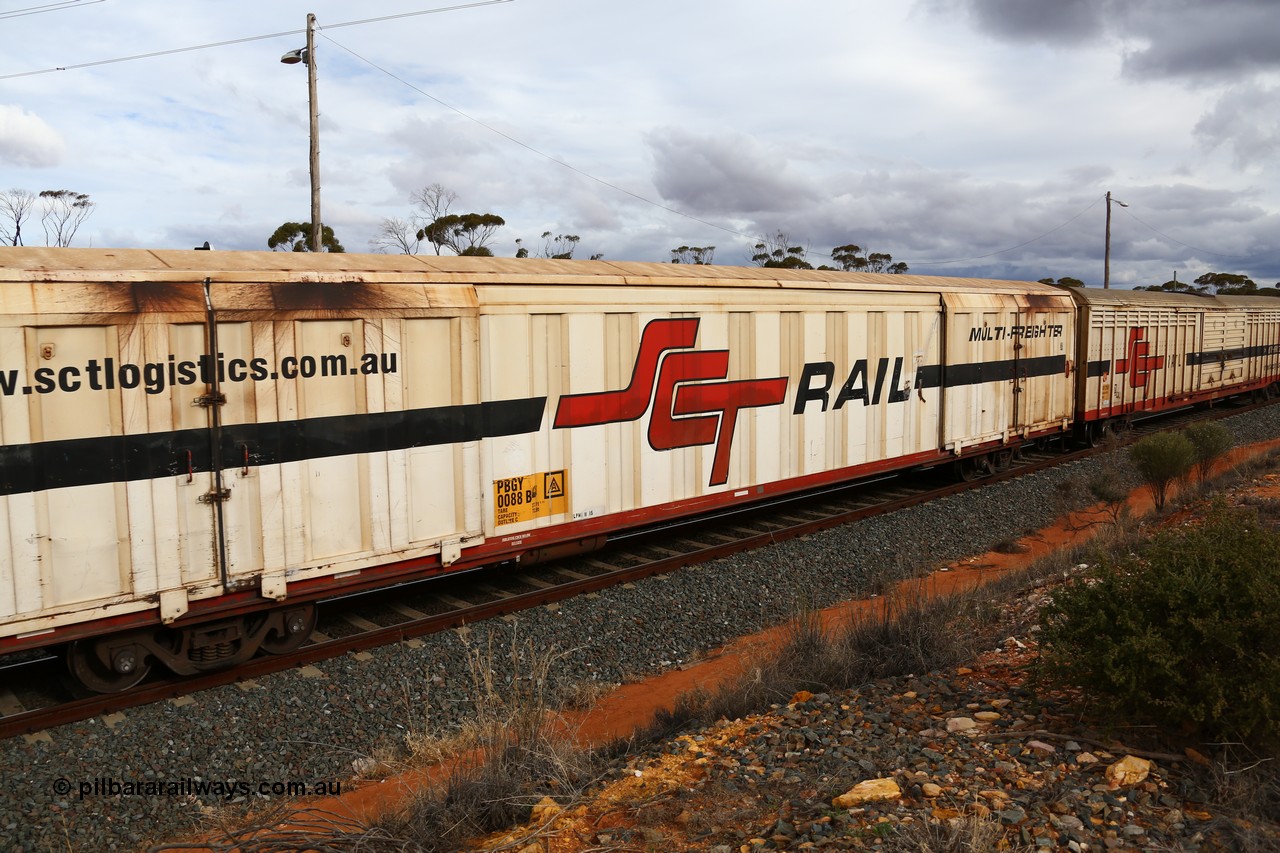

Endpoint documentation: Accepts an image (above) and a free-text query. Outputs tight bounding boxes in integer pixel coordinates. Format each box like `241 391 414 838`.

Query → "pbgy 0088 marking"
495 476 536 509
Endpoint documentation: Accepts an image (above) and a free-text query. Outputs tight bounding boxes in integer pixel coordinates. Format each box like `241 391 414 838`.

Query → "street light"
280 13 321 252
1103 190 1127 289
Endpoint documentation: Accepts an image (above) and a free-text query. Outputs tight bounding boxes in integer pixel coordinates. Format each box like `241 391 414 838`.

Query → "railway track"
0 398 1262 741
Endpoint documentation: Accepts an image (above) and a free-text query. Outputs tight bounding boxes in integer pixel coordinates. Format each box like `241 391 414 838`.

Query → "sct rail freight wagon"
0 249 1275 692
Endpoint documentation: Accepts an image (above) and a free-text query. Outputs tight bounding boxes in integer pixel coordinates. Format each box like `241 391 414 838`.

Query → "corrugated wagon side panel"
1090 305 1198 417
1201 309 1250 391
798 310 830 477
28 325 132 608
402 318 464 544
0 325 33 623
734 311 783 487
942 301 1014 446
1245 306 1280 387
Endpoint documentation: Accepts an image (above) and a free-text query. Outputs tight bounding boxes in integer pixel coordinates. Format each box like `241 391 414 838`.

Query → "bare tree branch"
369 217 420 254
0 188 36 246
410 183 458 255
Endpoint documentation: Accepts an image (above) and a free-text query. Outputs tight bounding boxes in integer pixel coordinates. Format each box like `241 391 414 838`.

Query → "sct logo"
1114 327 1165 388
552 318 788 487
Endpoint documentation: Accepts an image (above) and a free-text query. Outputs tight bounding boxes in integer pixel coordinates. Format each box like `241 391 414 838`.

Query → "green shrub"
1184 420 1234 483
1036 501 1280 745
1087 472 1131 524
1129 431 1195 510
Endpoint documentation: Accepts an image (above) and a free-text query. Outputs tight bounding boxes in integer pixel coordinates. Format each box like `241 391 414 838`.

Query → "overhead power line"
0 1 513 80
0 0 104 21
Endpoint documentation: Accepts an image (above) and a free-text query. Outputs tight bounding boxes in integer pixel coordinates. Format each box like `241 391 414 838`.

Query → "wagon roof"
1064 285 1280 310
0 247 1069 296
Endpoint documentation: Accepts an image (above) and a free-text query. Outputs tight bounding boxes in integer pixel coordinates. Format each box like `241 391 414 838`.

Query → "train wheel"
258 604 317 655
1087 421 1113 447
991 449 1015 472
66 638 151 694
958 455 991 482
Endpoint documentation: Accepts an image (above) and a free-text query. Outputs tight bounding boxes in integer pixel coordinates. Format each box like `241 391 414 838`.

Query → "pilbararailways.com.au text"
54 776 342 802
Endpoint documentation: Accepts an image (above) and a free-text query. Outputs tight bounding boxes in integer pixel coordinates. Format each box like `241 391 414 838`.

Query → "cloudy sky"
2 0 1278 287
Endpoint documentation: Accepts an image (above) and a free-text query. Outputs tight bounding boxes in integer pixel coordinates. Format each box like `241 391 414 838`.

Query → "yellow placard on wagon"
493 470 568 526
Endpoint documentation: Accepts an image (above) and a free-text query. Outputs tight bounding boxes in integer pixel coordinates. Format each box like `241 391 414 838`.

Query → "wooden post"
1104 191 1113 289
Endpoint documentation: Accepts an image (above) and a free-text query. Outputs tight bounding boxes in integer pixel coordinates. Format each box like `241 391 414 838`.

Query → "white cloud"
0 104 65 167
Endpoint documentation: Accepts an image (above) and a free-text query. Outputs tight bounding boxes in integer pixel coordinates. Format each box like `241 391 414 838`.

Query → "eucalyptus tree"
39 189 95 247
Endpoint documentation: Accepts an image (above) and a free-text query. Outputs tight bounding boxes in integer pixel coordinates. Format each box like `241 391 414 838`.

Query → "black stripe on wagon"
0 397 547 497
1086 360 1110 377
916 355 1066 389
1187 344 1280 366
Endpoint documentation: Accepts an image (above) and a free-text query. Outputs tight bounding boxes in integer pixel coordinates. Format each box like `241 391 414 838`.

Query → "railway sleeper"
64 603 316 694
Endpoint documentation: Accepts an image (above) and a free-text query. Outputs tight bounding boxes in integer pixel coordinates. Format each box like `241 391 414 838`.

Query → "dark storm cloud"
646 128 821 216
948 0 1103 45
1117 2 1280 81
737 164 1280 286
931 0 1280 81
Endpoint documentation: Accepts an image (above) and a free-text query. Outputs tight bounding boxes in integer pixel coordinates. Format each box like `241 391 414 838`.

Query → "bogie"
61 603 318 693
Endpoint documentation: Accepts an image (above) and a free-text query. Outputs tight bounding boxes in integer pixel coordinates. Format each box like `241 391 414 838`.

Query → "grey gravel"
3 404 1279 851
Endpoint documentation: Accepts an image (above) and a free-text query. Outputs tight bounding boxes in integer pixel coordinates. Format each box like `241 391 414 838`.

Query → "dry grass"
640 580 998 737
1239 493 1280 521
883 814 1035 852
176 629 606 853
369 629 602 851
1194 747 1280 852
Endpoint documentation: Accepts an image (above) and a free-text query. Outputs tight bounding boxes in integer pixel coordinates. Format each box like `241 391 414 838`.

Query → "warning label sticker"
493 470 568 526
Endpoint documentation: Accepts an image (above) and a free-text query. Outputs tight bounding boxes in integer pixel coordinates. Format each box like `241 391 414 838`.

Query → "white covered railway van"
1068 288 1280 437
0 249 1075 688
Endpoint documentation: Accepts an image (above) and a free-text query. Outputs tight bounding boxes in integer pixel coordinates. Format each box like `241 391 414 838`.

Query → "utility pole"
305 13 321 252
1104 191 1127 289
281 14 321 251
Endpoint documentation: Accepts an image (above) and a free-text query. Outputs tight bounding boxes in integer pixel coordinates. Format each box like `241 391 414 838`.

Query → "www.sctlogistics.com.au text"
2 350 399 397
